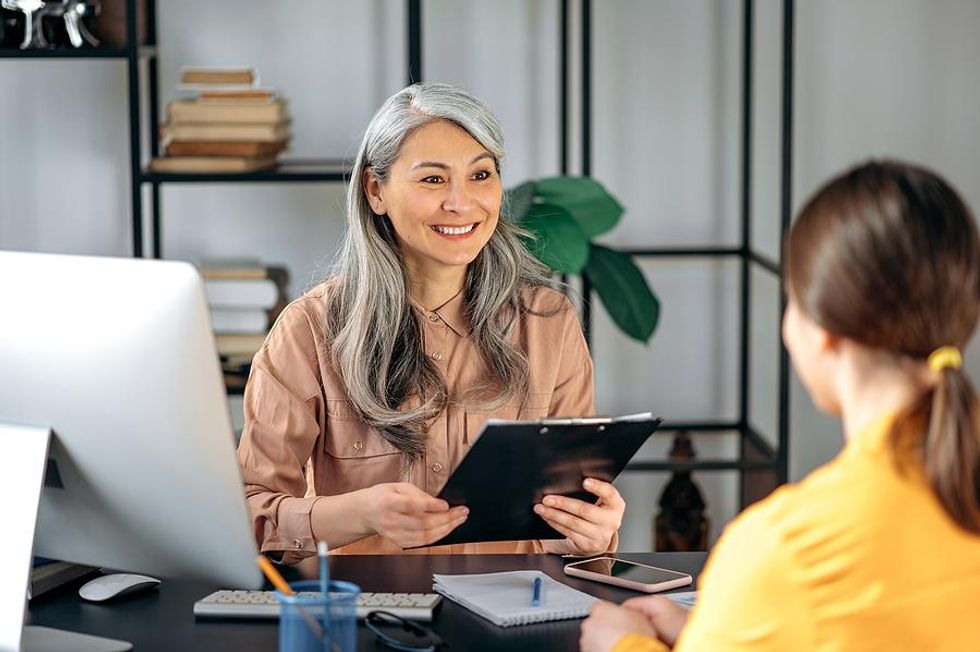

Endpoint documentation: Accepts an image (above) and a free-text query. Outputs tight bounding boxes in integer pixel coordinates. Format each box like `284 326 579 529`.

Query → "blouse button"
428 313 439 322
353 440 364 451
430 352 443 361
293 539 303 549
431 462 444 473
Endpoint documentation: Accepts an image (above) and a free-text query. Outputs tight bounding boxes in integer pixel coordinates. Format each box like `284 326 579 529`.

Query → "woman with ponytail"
581 160 980 651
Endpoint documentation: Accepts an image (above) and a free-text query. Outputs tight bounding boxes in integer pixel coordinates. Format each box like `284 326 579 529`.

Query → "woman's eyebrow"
409 152 494 171
411 160 449 171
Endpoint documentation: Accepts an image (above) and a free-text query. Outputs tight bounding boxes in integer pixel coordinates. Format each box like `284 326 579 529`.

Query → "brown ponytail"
922 367 980 532
786 160 980 533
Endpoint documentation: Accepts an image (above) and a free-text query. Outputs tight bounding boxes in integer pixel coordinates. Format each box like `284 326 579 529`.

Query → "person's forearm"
310 489 375 549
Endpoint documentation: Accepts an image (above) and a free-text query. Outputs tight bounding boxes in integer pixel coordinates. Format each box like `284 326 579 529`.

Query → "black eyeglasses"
365 610 445 652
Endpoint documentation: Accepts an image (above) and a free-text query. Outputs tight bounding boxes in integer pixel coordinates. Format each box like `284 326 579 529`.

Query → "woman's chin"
433 250 483 269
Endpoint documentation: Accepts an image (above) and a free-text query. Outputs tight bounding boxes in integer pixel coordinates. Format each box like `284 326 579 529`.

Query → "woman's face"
782 297 841 415
364 119 502 282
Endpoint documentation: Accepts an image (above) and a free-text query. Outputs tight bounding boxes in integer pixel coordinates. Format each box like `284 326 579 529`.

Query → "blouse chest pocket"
463 391 552 445
324 399 402 458
322 399 404 495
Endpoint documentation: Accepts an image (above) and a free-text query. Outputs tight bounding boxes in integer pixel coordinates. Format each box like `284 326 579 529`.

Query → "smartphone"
564 556 693 593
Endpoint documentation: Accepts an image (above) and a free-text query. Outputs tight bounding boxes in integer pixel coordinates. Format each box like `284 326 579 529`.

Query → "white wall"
2 0 978 552
788 0 980 480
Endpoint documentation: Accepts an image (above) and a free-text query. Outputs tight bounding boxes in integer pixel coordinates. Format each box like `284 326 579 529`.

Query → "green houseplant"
506 176 660 343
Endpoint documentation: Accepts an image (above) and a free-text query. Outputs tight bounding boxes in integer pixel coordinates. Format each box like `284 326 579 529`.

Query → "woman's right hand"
359 482 468 549
621 596 691 647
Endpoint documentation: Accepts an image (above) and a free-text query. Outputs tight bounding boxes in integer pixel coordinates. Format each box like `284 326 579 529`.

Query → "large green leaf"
503 180 536 222
520 203 590 274
584 244 660 343
535 176 624 238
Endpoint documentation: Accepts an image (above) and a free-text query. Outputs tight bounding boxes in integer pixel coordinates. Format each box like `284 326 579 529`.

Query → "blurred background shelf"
141 158 350 183
0 45 129 58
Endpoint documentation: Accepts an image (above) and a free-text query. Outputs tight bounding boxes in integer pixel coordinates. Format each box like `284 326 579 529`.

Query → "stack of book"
201 260 290 389
152 67 291 173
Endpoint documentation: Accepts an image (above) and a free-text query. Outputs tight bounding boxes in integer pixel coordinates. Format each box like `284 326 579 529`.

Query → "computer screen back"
0 251 261 589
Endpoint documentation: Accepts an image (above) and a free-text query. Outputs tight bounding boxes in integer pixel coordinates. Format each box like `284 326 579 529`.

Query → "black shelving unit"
0 46 132 58
570 0 794 506
141 159 348 184
0 2 153 251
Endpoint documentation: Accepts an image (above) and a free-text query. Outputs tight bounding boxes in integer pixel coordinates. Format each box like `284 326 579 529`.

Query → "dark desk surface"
28 552 706 652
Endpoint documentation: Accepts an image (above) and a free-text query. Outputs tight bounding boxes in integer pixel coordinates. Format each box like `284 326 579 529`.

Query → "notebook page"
666 590 698 609
433 570 598 627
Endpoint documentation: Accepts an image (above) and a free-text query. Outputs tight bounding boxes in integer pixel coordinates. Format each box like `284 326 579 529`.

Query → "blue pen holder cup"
275 580 360 652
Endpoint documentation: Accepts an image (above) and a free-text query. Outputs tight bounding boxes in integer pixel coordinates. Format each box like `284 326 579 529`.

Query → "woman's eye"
421 176 444 184
473 169 492 181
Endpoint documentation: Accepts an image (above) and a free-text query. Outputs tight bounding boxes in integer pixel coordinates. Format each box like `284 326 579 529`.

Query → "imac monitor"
0 251 262 589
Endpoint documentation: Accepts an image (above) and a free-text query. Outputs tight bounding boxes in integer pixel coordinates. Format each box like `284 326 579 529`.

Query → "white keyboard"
193 590 441 622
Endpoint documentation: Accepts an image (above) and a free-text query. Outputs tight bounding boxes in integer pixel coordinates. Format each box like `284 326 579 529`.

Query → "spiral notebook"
432 570 598 627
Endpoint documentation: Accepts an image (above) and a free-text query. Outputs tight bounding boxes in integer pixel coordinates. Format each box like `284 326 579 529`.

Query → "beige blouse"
237 281 595 562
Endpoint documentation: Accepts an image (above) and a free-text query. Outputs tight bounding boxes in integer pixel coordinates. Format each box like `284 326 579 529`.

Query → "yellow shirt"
614 412 980 652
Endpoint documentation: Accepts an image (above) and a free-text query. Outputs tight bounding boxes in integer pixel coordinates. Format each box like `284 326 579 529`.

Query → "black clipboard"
426 413 662 547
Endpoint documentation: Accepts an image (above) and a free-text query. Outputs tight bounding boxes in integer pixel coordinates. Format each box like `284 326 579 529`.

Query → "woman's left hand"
536 478 625 557
580 600 658 652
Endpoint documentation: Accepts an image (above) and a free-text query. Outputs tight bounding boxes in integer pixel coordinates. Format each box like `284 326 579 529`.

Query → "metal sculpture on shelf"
0 0 100 49
1 0 47 49
59 0 100 47
653 431 709 551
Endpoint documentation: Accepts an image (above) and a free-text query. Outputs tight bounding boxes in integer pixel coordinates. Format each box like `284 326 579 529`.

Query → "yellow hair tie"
928 346 963 372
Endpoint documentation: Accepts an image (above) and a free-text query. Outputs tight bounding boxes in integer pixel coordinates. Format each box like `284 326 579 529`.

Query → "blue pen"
531 577 542 607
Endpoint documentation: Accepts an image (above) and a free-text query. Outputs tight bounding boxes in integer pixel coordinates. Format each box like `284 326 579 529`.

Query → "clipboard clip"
537 416 610 435
536 412 654 434
537 417 612 426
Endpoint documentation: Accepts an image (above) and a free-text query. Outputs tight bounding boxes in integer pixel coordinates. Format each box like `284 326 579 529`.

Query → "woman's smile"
429 222 480 238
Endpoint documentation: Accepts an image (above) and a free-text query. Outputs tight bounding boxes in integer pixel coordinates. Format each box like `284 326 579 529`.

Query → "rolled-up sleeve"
237 301 325 563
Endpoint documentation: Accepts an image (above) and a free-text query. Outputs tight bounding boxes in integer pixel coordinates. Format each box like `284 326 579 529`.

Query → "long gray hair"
324 82 554 460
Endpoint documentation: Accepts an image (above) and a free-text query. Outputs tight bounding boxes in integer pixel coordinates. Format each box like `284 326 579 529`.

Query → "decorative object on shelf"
506 176 660 343
653 431 709 551
0 0 99 49
2 0 47 49
153 67 291 174
58 0 101 48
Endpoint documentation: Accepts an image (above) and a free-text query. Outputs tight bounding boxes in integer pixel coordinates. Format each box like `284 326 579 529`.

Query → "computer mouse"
78 573 161 602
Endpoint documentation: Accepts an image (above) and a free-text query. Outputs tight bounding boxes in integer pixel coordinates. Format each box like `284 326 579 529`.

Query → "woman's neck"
405 262 467 310
838 349 933 441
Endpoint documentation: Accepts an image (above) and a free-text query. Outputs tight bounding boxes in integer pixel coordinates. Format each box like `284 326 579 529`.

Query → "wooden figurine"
654 431 709 551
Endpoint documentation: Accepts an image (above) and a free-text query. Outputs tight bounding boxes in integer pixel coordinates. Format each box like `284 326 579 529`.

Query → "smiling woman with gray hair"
237 82 626 561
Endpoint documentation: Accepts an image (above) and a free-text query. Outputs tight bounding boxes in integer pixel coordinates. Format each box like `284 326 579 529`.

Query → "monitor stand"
0 423 132 652
21 627 131 652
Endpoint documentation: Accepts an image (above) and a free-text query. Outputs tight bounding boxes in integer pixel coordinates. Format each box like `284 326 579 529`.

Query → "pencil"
257 555 295 595
256 555 325 641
